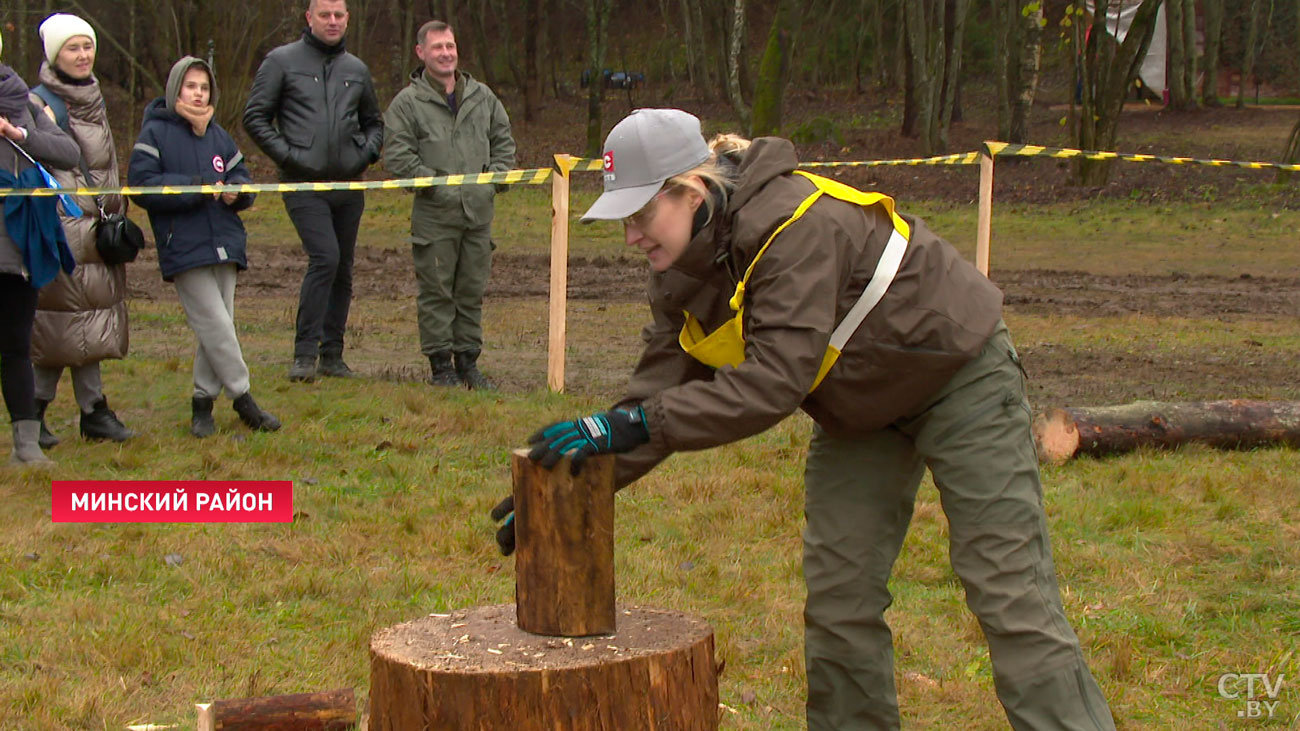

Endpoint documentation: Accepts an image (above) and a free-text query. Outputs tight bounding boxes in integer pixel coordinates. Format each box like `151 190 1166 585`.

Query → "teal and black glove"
527 406 650 475
490 495 515 556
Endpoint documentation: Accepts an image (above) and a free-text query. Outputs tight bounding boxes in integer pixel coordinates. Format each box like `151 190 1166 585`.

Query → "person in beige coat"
27 13 133 444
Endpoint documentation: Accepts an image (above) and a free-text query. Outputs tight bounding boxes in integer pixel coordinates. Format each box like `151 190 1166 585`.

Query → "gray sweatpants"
174 264 250 400
34 363 103 413
802 322 1115 731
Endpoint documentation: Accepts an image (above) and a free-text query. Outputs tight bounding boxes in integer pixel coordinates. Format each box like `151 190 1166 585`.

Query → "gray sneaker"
288 357 317 383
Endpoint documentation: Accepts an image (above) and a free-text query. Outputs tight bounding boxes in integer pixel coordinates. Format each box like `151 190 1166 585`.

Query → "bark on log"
368 603 718 730
1032 400 1300 464
194 687 354 731
513 449 615 637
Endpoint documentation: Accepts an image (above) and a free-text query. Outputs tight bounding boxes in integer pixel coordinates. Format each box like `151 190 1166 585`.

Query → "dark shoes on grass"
80 398 134 442
191 396 216 438
191 393 280 436
319 353 355 378
288 356 317 383
429 349 495 390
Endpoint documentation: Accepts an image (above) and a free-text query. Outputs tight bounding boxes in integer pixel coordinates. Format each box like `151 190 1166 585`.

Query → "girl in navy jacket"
128 56 280 437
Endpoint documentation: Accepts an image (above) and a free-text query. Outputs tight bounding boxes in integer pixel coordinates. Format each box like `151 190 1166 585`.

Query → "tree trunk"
196 688 355 731
934 0 968 152
1009 0 1043 143
1032 400 1300 464
1180 0 1196 105
1201 0 1224 106
679 0 698 86
1075 0 1162 186
1237 0 1264 109
1277 114 1300 184
902 0 936 146
726 0 751 129
993 0 1013 141
469 0 497 89
751 0 792 137
369 604 719 730
512 451 615 637
585 0 612 158
1167 0 1189 109
524 0 542 122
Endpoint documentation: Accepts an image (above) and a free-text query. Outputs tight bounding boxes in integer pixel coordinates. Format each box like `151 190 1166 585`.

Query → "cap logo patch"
212 156 225 173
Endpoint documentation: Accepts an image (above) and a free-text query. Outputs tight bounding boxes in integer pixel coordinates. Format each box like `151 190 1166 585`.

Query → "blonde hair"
658 133 751 223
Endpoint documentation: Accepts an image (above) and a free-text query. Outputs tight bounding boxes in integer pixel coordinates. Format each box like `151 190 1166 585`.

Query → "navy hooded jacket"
127 97 255 282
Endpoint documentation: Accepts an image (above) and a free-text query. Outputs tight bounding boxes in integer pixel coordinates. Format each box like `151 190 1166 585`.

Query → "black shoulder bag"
77 155 144 266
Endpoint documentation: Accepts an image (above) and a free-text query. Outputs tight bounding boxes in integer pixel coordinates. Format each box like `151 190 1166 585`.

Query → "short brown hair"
418 20 453 45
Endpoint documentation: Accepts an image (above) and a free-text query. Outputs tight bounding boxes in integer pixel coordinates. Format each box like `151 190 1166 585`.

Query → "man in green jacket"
383 20 516 389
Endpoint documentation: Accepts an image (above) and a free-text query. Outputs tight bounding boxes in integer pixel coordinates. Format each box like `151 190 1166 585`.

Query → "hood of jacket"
165 55 218 114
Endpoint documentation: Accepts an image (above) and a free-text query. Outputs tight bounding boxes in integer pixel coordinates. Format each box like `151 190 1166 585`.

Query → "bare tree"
1200 0 1225 106
751 0 793 137
1166 0 1197 110
524 0 542 122
725 0 751 129
1236 0 1264 109
584 0 612 157
1075 0 1163 185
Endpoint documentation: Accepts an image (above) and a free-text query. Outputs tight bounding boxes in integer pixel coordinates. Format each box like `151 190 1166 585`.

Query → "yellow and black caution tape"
5 143 1295 198
0 166 555 199
983 141 1300 172
801 151 983 168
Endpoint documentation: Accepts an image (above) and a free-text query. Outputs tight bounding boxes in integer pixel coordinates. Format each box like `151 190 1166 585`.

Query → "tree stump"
1033 399 1300 463
367 452 719 729
369 604 717 730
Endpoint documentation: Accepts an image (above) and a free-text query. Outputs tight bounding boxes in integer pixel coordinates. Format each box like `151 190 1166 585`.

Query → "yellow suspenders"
678 171 912 392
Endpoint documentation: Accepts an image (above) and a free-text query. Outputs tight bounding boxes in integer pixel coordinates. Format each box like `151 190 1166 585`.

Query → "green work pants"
802 322 1115 731
412 223 493 355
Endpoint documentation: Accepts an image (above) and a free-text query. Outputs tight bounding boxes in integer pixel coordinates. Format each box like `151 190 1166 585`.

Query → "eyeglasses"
622 189 668 229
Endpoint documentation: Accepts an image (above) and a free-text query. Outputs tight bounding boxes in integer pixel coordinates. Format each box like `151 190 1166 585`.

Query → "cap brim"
579 180 664 223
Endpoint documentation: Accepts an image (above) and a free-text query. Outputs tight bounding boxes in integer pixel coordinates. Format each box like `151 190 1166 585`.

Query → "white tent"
1085 0 1168 98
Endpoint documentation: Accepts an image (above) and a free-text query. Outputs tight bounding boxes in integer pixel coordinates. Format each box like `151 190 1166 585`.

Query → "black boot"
80 398 134 442
288 356 317 383
233 392 281 432
191 395 216 438
428 351 462 388
34 398 59 449
319 352 355 378
454 349 494 391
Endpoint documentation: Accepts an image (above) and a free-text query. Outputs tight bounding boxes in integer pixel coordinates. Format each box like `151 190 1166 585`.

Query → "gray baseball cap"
580 109 712 222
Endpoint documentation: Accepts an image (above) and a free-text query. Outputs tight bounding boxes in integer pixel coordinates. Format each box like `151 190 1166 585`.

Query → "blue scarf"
1 166 76 289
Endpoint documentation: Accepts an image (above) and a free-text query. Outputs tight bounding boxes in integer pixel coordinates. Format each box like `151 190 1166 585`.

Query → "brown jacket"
613 138 1003 488
29 64 129 368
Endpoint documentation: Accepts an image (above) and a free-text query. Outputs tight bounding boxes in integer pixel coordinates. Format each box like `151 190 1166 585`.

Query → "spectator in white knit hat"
26 12 136 445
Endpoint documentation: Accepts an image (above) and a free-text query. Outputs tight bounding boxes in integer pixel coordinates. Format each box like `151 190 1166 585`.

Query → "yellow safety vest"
679 171 912 392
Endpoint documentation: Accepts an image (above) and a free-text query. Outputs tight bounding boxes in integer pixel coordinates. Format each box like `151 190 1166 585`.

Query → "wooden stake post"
976 144 995 277
547 154 575 393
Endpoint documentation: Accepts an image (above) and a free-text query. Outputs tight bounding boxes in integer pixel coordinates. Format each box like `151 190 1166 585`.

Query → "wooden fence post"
976 143 995 277
547 154 576 393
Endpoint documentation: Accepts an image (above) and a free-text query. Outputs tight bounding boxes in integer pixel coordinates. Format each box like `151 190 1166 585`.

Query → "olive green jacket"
382 69 515 236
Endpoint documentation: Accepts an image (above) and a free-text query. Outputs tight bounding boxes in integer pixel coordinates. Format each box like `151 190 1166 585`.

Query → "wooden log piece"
512 448 615 637
194 687 354 731
368 603 718 730
1032 399 1300 464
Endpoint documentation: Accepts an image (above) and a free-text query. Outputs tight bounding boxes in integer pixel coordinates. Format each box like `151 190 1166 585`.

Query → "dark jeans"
0 274 39 422
283 189 365 360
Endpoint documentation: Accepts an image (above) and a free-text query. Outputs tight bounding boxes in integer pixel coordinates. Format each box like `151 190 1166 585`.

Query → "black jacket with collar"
242 30 384 182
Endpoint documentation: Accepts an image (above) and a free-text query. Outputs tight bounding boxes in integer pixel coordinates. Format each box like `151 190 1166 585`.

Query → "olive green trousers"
803 322 1115 730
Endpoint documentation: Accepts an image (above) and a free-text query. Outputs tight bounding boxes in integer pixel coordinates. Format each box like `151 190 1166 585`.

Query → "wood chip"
487 648 503 655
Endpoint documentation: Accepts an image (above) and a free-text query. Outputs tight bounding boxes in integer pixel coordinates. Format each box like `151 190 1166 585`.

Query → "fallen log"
194 687 354 730
1032 400 1300 464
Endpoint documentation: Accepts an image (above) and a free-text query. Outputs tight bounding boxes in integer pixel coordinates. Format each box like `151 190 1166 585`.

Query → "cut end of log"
1033 409 1080 465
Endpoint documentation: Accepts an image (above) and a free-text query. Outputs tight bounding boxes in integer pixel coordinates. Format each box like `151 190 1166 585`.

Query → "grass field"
2 151 1299 728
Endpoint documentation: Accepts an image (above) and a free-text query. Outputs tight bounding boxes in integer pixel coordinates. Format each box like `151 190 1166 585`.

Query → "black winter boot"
34 398 59 449
80 398 134 442
288 356 317 382
319 353 355 378
191 395 216 438
454 349 494 391
233 392 281 432
428 351 462 388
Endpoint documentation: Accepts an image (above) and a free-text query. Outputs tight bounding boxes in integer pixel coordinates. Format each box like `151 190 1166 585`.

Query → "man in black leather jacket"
243 0 383 382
